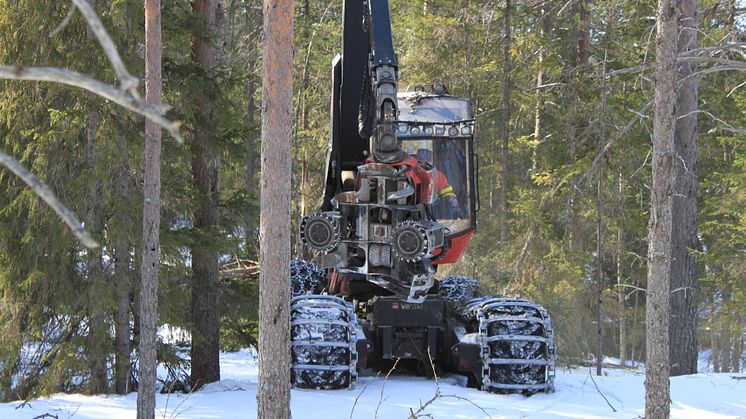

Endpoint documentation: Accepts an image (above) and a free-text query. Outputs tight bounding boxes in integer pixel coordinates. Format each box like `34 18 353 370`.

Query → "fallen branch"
588 368 617 413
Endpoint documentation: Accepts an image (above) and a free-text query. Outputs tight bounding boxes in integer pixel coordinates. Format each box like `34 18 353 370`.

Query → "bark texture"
138 0 162 416
257 0 294 416
190 0 222 388
646 1 678 417
670 0 699 377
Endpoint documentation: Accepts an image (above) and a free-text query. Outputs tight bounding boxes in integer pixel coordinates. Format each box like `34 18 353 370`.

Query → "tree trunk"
669 0 699 377
732 332 742 372
84 107 108 395
113 134 132 395
137 0 162 416
594 27 612 376
245 8 258 258
257 0 294 416
617 173 627 366
83 0 108 395
645 0 678 416
595 171 604 376
499 0 511 243
191 0 223 388
711 330 720 372
531 6 551 174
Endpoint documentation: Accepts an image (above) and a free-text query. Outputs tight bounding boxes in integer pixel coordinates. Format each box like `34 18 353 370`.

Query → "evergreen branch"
71 0 140 97
0 150 98 249
0 66 182 143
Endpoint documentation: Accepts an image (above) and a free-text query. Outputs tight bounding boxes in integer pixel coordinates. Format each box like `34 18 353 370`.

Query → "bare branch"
407 348 494 419
0 66 182 143
727 80 746 97
562 100 653 218
603 43 746 78
681 64 746 82
678 42 746 57
71 0 140 97
0 151 98 249
49 4 76 38
682 109 746 135
373 358 399 419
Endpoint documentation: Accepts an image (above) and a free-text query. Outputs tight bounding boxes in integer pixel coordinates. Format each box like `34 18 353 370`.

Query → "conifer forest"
0 0 744 417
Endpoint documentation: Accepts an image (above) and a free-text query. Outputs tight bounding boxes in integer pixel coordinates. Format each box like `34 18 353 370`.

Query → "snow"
2 349 744 419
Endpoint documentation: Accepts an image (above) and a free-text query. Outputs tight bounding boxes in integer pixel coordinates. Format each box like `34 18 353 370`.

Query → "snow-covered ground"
1 349 744 419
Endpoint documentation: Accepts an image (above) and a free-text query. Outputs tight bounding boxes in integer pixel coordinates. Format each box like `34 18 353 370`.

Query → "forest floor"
1 348 744 419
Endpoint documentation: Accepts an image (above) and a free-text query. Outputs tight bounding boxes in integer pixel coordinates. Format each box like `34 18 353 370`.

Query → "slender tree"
138 0 162 416
245 6 259 258
498 0 512 243
83 1 107 393
257 0 294 415
646 0 679 416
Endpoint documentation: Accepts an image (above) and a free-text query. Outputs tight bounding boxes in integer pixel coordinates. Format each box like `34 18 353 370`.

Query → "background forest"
0 0 743 401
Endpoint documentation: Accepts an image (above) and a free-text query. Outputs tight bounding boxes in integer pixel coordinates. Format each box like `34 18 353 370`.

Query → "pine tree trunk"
191 0 222 388
84 106 108 395
617 173 627 366
113 136 132 394
138 0 162 416
499 0 511 243
646 0 678 416
531 6 551 174
595 172 604 376
594 29 612 376
669 0 699 377
113 237 131 395
711 331 720 372
732 333 742 372
257 0 294 416
245 8 258 258
83 0 108 394
719 289 732 372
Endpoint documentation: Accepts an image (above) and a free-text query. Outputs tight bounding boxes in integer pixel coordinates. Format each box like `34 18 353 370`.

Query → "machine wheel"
466 298 556 394
438 275 481 309
290 259 327 297
291 295 358 390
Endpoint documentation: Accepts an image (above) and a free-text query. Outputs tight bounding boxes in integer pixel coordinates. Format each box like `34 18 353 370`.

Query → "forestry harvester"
290 0 556 393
